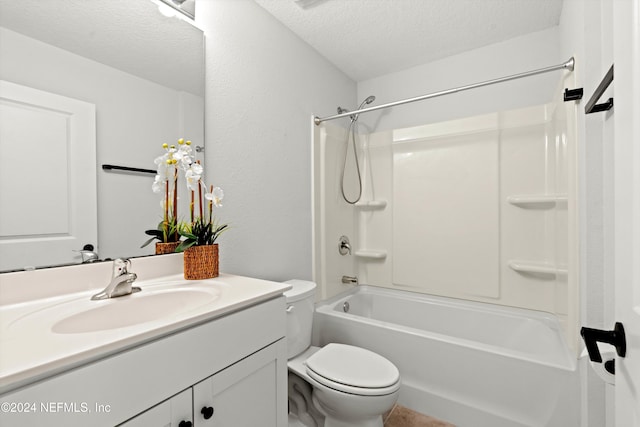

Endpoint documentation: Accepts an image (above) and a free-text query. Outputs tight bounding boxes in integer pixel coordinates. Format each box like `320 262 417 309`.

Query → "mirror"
0 0 205 272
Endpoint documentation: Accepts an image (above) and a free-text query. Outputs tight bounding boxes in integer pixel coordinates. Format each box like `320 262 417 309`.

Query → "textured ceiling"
254 0 564 82
0 0 204 95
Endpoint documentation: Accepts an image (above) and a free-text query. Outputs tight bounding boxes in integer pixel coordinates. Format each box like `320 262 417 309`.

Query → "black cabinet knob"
179 421 193 427
201 406 214 420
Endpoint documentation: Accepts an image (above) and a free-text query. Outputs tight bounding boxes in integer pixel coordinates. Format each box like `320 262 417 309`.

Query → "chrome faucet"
91 258 140 300
75 244 99 263
342 275 358 285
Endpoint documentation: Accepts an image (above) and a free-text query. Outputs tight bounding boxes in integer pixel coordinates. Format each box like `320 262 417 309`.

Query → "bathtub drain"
343 301 350 313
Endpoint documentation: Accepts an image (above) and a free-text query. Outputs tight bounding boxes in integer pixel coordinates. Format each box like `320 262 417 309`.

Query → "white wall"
357 27 562 132
196 0 355 281
0 27 203 263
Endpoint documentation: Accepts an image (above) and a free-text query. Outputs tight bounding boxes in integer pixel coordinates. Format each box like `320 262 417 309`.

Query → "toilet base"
313 393 384 427
288 372 324 427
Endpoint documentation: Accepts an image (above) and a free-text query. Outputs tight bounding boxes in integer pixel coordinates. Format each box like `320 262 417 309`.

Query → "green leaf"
140 236 157 248
175 240 196 252
145 229 163 238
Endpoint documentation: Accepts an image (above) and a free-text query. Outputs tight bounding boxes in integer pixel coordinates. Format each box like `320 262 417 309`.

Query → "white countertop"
0 260 291 395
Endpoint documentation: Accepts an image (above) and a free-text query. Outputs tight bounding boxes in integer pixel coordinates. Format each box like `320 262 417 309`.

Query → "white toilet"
284 280 400 427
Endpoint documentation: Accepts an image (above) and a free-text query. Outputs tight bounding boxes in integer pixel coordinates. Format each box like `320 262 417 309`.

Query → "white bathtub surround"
313 73 580 354
312 122 360 301
313 286 581 427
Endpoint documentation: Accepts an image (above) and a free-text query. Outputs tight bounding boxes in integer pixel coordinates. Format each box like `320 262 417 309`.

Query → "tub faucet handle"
112 257 131 277
339 235 351 255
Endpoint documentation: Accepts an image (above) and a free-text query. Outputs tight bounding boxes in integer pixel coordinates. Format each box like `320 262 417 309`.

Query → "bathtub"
312 286 580 427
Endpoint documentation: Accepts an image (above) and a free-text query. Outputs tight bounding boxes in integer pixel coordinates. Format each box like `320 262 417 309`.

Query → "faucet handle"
73 244 99 263
112 258 131 276
339 235 351 256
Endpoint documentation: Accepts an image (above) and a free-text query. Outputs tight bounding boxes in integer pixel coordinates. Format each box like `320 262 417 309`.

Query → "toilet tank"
283 280 316 359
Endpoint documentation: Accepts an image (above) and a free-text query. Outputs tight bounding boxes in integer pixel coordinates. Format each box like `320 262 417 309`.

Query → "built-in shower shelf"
354 200 387 209
508 260 567 276
507 194 568 208
354 250 387 260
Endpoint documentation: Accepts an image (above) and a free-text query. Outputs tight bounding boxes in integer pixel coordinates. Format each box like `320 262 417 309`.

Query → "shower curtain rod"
314 57 575 126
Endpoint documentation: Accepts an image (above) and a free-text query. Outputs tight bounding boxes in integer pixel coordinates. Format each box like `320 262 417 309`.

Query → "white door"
0 81 97 271
613 0 640 425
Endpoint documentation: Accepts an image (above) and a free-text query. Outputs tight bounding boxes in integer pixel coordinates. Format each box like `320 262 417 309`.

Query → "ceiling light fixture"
157 2 177 17
156 0 194 20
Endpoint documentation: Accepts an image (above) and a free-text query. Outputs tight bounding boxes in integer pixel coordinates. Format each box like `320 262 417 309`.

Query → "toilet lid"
305 343 399 389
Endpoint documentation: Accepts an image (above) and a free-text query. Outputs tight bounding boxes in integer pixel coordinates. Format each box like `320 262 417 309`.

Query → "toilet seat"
304 343 400 396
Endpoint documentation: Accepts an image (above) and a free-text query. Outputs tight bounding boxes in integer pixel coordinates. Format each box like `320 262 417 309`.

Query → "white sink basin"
53 287 221 333
9 283 222 334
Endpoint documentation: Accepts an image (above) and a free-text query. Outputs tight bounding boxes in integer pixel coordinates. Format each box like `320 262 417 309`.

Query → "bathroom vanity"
0 255 290 426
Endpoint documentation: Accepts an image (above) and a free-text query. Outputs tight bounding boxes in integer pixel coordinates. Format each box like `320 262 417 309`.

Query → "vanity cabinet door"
118 388 192 427
193 343 282 427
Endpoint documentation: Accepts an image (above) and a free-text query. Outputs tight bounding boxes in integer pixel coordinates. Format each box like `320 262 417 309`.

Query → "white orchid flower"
190 162 203 175
205 187 224 207
179 142 193 156
154 152 174 179
185 168 201 192
174 145 192 163
152 174 165 193
173 152 189 172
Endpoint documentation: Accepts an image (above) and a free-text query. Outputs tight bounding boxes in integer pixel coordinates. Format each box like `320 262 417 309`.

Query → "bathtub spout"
342 275 358 285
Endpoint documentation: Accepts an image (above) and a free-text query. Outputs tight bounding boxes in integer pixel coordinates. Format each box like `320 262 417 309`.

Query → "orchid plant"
142 137 228 251
142 138 193 248
176 162 228 252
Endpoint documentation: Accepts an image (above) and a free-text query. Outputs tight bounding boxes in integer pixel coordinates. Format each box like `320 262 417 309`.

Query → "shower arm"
314 57 575 125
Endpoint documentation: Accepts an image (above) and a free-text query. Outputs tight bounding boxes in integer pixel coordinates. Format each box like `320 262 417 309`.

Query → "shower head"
352 95 376 121
335 96 376 122
358 95 376 110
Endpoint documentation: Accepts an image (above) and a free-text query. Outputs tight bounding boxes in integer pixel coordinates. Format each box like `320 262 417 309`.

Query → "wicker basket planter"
183 244 219 280
155 241 181 255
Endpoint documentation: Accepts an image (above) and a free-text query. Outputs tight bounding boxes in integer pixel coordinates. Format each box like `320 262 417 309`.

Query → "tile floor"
288 404 455 427
383 404 456 427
